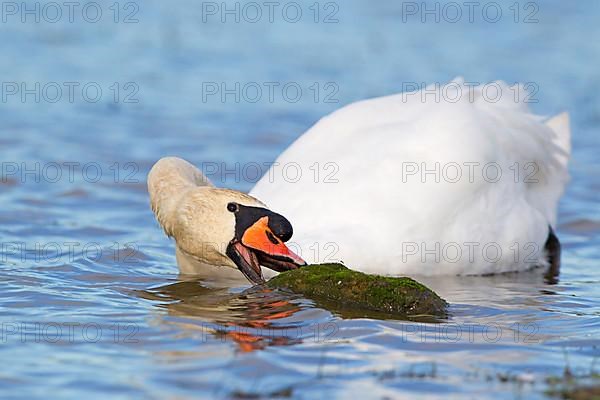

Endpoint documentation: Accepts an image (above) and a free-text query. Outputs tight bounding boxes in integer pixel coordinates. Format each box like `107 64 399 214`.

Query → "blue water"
1 1 599 398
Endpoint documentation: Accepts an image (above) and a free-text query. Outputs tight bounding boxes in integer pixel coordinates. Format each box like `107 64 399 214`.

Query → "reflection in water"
138 279 313 352
421 268 563 312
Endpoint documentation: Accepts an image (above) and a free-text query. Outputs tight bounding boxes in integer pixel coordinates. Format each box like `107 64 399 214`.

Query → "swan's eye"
227 202 239 213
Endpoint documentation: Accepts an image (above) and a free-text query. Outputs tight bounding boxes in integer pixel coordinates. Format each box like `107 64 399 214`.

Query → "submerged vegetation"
266 263 447 318
545 368 600 400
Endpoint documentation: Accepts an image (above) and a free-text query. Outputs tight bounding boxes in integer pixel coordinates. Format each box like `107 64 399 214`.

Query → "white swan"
148 79 570 281
250 79 570 276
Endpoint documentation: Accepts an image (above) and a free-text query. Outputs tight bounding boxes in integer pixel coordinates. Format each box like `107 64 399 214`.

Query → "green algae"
266 263 447 318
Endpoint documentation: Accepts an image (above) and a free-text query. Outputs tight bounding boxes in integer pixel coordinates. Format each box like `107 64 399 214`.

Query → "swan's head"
225 200 307 284
171 189 306 284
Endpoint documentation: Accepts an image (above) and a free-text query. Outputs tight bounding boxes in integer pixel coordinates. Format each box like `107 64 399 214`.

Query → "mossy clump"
266 264 447 318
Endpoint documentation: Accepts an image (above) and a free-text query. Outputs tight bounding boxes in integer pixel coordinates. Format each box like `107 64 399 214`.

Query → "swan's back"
251 80 570 275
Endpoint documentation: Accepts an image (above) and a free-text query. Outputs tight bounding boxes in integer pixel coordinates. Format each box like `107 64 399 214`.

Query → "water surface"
1 1 599 398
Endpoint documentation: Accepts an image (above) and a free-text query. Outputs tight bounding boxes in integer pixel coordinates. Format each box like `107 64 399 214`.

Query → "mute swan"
148 157 306 284
148 79 570 281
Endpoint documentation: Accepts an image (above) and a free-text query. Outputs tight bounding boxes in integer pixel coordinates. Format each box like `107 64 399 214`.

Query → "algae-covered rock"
266 263 447 318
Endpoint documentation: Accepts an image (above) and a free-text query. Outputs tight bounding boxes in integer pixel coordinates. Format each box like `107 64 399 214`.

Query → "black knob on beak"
267 212 294 242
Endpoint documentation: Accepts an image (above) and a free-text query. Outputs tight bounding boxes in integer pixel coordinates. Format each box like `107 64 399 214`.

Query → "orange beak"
241 216 306 267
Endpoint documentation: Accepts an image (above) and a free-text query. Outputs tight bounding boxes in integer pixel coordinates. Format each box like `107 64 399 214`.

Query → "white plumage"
250 79 570 276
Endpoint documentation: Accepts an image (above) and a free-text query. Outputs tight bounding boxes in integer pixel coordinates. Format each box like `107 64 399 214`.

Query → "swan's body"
250 80 570 276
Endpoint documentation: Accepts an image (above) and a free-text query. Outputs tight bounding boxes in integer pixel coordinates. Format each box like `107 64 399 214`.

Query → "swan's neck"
147 157 213 237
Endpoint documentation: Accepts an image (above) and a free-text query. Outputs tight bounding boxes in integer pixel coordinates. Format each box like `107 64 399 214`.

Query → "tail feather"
545 112 571 168
527 112 571 227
